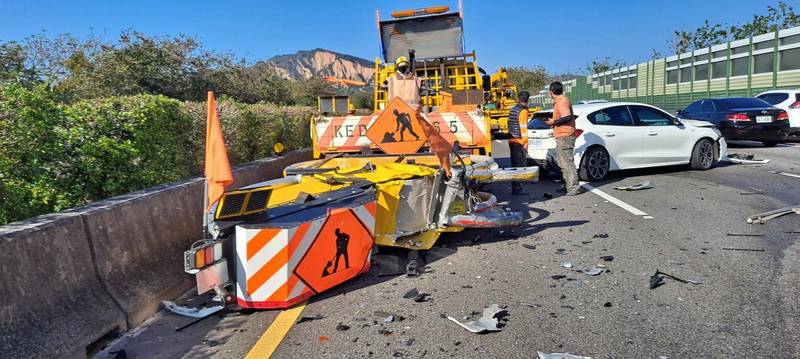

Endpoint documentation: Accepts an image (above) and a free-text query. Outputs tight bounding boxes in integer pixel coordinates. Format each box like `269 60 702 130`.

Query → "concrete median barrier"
0 150 311 358
0 212 127 359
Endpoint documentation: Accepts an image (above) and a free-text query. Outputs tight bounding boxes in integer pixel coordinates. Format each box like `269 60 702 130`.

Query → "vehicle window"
629 105 675 126
683 101 702 114
699 100 716 112
757 93 789 105
527 118 549 130
718 98 772 109
587 106 634 126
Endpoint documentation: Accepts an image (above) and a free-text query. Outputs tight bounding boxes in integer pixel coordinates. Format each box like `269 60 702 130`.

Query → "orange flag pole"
204 91 234 236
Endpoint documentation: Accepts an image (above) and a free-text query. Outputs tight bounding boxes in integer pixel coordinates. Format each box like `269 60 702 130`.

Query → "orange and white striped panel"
315 115 377 153
315 111 489 154
234 201 377 309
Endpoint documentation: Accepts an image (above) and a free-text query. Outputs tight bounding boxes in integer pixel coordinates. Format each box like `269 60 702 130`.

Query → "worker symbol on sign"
392 109 420 142
321 228 350 277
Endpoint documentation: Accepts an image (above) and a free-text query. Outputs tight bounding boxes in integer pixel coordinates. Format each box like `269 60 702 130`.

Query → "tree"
668 1 800 53
507 66 550 93
585 57 626 75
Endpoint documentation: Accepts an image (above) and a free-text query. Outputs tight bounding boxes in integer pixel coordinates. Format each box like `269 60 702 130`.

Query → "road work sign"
366 98 429 155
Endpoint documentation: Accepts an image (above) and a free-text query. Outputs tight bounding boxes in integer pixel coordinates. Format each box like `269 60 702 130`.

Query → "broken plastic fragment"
297 314 325 323
447 304 509 333
582 267 604 276
403 288 419 299
562 262 573 269
592 232 609 239
336 323 350 331
723 153 770 164
650 270 701 289
537 351 591 359
613 181 652 191
162 301 224 319
600 255 614 262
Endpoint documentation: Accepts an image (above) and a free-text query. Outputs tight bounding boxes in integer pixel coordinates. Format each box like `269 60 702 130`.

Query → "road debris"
551 274 567 280
447 304 509 334
722 247 766 252
600 255 614 262
723 153 771 164
650 270 701 289
336 323 350 331
522 244 537 250
319 335 330 343
581 267 604 276
403 288 432 302
562 262 573 268
613 181 652 191
537 351 592 359
592 232 609 239
747 206 800 224
520 302 541 308
726 233 764 237
297 315 325 323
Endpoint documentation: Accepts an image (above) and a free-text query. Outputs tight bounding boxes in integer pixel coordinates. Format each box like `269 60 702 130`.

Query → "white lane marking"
580 182 649 217
779 172 800 179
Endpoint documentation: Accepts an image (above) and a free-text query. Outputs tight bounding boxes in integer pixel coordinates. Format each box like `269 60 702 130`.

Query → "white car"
755 90 800 135
526 102 727 182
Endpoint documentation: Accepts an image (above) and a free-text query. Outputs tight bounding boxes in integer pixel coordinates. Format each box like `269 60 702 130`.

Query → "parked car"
678 98 789 147
527 102 727 181
755 90 800 135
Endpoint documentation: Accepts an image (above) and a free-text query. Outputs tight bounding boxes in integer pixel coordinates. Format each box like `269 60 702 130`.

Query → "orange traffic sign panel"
366 97 428 154
294 208 373 294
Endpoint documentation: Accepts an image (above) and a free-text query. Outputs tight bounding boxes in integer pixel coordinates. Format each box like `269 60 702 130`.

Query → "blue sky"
0 0 787 74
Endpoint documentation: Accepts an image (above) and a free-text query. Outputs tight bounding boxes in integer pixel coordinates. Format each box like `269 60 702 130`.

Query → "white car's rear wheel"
579 147 609 182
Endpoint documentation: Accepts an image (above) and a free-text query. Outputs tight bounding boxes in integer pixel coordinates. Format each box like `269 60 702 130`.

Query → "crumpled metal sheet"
613 181 652 191
746 205 800 224
537 351 591 359
722 153 770 164
395 178 432 236
447 304 508 333
162 301 224 319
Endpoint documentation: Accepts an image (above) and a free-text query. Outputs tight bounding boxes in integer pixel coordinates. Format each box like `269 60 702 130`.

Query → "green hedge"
0 83 313 225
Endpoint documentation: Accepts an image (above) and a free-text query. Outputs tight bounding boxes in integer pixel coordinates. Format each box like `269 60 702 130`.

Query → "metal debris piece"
403 288 419 299
447 304 509 334
723 153 770 164
383 315 395 323
520 302 541 308
556 248 567 255
336 323 350 331
582 267 604 276
592 232 609 239
551 274 567 280
722 247 766 252
162 301 224 319
600 255 614 262
613 181 652 191
297 314 325 323
537 351 592 359
562 262 573 268
522 244 537 250
725 233 764 237
649 270 701 289
747 206 800 224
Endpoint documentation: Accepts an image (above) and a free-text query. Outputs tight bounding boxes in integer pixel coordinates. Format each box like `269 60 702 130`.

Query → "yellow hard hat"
396 56 409 66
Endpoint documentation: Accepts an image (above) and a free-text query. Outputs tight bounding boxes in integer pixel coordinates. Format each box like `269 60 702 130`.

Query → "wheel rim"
699 141 713 167
587 151 608 179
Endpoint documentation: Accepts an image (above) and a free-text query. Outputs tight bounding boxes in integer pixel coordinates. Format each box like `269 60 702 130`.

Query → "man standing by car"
545 82 580 196
508 91 530 195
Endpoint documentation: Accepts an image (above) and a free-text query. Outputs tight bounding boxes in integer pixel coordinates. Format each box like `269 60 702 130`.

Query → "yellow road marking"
244 301 307 359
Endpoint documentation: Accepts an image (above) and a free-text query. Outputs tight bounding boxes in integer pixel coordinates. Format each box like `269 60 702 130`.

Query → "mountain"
259 48 375 84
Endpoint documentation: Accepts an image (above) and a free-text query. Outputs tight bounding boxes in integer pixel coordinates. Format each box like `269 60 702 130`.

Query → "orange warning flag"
205 91 233 211
418 113 453 177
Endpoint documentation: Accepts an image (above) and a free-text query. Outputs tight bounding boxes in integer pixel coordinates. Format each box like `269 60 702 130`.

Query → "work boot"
566 189 581 196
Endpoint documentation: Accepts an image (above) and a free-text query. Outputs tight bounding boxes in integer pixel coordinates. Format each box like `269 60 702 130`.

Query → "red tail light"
777 111 789 121
726 113 751 122
204 246 214 266
789 101 800 109
574 129 584 137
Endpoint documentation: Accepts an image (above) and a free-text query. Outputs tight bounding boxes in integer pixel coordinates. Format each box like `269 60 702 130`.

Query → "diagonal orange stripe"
455 112 486 146
268 274 302 302
317 116 347 150
247 245 289 295
287 222 312 262
247 228 282 260
342 116 374 147
364 201 377 217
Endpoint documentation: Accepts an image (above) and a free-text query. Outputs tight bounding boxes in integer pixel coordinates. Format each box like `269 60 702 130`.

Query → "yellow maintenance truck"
168 5 540 315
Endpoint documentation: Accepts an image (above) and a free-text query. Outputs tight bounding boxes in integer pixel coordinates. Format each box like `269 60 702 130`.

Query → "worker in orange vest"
387 56 422 112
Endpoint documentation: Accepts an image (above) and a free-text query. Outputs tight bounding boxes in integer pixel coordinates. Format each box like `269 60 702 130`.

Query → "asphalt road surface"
100 141 800 358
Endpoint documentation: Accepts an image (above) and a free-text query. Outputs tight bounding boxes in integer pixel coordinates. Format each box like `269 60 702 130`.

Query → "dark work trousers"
509 141 527 191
